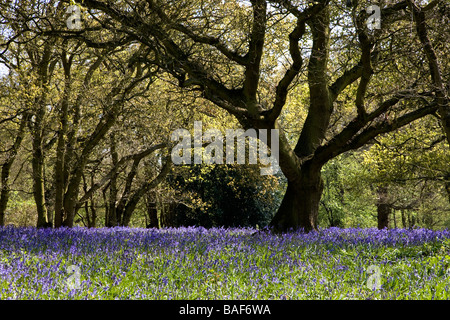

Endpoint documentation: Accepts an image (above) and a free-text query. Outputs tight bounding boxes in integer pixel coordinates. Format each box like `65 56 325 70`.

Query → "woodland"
0 0 449 232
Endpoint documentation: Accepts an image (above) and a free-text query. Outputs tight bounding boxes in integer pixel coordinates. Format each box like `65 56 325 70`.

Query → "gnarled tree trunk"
269 163 324 232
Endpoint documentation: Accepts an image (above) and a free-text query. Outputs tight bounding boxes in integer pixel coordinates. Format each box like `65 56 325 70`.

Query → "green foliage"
167 164 282 228
363 116 449 183
319 153 377 229
361 116 450 229
317 114 449 230
3 192 36 227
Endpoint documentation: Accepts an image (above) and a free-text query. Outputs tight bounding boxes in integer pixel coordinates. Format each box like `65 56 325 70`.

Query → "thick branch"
315 90 421 162
329 62 363 102
354 10 375 118
242 0 267 113
294 5 331 157
266 20 306 122
316 100 439 163
76 143 166 206
147 1 248 66
407 0 450 145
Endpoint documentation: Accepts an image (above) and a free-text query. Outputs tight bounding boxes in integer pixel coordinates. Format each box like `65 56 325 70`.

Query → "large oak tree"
66 0 449 232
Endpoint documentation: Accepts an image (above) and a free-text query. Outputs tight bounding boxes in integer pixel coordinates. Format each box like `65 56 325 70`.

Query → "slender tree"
0 110 29 226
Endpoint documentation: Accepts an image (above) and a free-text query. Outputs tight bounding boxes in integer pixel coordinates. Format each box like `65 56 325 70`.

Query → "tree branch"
315 99 439 163
76 143 166 206
146 0 248 66
266 19 306 123
242 0 267 113
407 0 450 145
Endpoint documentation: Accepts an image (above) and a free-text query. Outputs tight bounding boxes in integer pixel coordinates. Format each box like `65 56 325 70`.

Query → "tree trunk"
268 7 330 234
269 163 323 233
84 199 97 228
120 193 141 227
0 113 28 226
145 192 158 228
377 186 390 229
62 108 120 227
120 161 171 227
54 121 68 227
411 214 416 227
0 166 11 226
107 133 119 227
31 125 49 228
445 175 450 206
392 210 397 228
159 201 177 228
88 199 97 228
120 179 155 226
0 161 14 227
62 180 80 227
82 173 97 228
401 209 407 228
103 184 110 227
31 87 50 228
54 49 73 228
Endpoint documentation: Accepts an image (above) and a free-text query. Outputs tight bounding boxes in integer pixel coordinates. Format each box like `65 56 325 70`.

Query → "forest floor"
1 226 450 299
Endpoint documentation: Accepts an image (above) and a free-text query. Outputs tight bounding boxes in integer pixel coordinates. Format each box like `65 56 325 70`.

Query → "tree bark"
160 201 177 228
0 114 28 226
54 48 71 228
102 184 110 227
145 192 159 228
377 186 390 229
445 174 450 206
31 133 49 228
30 41 54 228
120 161 171 227
107 132 119 227
445 182 450 206
82 173 97 228
269 163 323 232
392 210 397 228
0 163 12 226
401 209 407 228
31 86 51 229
